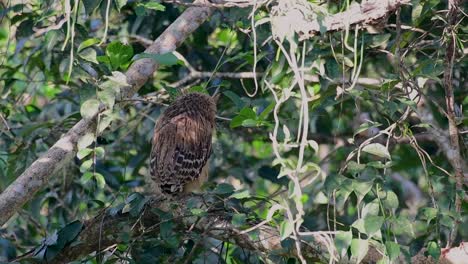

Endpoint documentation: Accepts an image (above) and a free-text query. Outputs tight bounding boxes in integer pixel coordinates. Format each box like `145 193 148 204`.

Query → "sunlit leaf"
386 241 400 261
279 220 294 240
77 148 93 160
138 2 165 11
335 230 352 257
80 99 100 119
106 41 134 69
362 143 391 159
351 239 369 264
78 38 100 52
78 133 95 150
427 241 440 260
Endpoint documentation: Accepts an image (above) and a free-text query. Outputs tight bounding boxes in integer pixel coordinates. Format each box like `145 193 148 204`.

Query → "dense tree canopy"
0 0 466 263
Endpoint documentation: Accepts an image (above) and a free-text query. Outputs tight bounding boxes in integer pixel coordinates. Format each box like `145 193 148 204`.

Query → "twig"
33 17 68 38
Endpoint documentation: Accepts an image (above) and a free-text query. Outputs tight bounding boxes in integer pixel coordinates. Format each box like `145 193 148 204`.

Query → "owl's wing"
150 115 212 194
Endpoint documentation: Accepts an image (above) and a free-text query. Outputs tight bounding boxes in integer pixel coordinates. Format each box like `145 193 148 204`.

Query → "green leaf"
224 90 244 110
335 230 352 257
160 219 174 240
308 140 319 153
258 101 275 120
98 111 115 133
422 207 438 223
230 189 250 199
138 2 165 11
351 239 369 264
58 221 82 247
385 241 400 261
80 99 100 119
389 216 415 237
124 194 145 216
77 133 95 150
241 119 258 127
79 39 101 52
79 160 93 173
106 41 134 69
232 213 246 227
362 199 380 218
83 0 102 14
230 107 257 128
77 148 93 160
346 161 366 175
352 180 373 205
352 218 365 234
364 215 384 237
187 85 208 94
115 0 127 10
94 147 105 158
98 88 116 109
279 221 294 240
132 52 179 65
335 53 354 67
106 71 129 86
80 171 94 183
94 173 106 189
427 241 440 260
369 34 391 48
190 208 205 217
213 183 235 195
79 48 99 64
382 190 399 209
354 122 381 137
362 143 391 159
411 1 423 22
314 191 328 204
57 220 82 246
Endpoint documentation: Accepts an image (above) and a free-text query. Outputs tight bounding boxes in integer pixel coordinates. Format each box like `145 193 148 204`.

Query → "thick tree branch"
0 4 215 227
271 0 410 41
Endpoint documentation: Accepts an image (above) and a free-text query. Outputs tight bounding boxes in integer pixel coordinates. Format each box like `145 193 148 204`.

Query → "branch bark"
0 4 215 227
272 0 410 41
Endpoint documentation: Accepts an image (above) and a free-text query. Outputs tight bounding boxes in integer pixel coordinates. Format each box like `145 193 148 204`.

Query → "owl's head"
166 92 217 122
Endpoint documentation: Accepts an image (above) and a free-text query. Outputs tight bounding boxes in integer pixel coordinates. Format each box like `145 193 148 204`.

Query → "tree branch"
0 4 215 227
18 196 328 263
272 0 410 41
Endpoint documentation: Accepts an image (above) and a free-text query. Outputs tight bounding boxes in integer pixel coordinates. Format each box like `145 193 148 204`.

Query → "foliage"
0 0 466 263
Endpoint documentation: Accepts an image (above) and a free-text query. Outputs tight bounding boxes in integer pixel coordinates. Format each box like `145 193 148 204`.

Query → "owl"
149 92 217 196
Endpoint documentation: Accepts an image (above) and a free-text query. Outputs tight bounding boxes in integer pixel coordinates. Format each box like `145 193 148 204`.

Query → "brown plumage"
149 92 217 196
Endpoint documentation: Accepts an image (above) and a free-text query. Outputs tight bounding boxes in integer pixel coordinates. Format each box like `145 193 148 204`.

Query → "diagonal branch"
0 4 215 227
